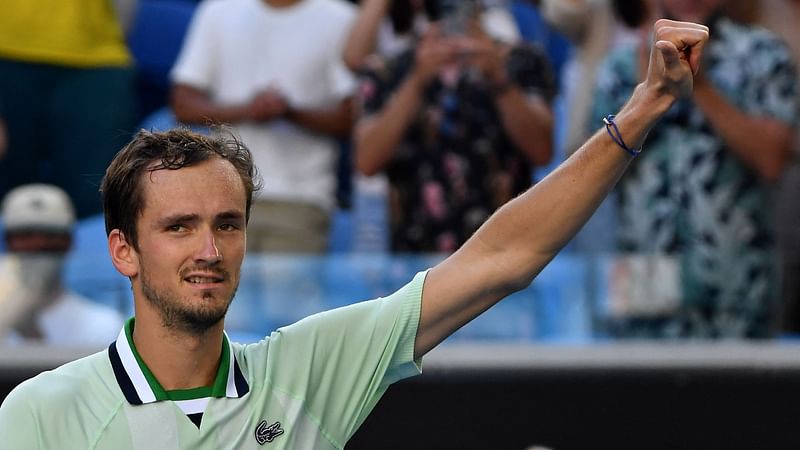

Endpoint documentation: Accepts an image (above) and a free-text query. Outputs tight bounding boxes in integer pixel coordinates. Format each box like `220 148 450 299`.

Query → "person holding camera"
354 0 556 252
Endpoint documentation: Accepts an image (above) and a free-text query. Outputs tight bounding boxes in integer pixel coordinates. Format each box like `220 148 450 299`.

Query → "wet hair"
100 128 261 250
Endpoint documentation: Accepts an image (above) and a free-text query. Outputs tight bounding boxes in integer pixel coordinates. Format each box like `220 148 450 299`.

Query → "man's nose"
196 228 222 265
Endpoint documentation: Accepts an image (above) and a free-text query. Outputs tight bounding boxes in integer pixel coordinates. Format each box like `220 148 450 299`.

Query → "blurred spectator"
508 0 572 97
0 184 124 345
542 0 656 157
0 0 138 218
753 0 800 333
541 0 655 254
355 0 555 252
343 0 521 71
171 0 357 253
592 0 797 338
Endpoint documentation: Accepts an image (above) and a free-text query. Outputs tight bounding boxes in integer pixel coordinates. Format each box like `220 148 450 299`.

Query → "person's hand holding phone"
410 26 461 86
454 27 511 88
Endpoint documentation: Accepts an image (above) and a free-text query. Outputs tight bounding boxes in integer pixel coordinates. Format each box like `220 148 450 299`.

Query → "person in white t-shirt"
0 184 124 345
170 0 358 253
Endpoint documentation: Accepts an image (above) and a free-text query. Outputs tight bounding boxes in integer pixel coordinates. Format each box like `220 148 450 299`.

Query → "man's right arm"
413 20 710 358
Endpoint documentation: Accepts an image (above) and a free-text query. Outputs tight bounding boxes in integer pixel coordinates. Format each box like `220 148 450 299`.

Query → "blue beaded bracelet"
603 115 641 157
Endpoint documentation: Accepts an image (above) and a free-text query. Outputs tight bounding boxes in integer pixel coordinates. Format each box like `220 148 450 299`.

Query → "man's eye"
168 224 187 232
219 223 238 231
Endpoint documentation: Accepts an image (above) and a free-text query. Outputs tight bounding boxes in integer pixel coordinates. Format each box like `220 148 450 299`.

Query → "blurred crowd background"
1 0 799 347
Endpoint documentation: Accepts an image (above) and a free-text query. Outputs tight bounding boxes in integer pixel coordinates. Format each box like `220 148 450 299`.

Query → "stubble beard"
140 269 238 336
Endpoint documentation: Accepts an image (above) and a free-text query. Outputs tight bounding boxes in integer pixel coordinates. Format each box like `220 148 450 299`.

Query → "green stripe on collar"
124 317 231 402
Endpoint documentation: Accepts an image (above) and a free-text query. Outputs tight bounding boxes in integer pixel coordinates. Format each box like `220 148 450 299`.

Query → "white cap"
1 184 76 233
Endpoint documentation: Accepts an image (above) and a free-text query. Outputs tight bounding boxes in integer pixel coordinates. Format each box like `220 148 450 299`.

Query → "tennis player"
0 19 708 449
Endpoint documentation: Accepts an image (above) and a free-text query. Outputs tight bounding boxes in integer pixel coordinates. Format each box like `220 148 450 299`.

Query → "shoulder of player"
5 350 117 411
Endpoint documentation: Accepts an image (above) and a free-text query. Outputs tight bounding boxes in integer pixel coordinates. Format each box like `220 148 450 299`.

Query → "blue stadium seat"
65 214 131 312
127 0 198 116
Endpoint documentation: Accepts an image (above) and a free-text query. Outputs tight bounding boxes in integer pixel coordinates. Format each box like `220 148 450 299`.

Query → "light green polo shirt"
0 271 426 449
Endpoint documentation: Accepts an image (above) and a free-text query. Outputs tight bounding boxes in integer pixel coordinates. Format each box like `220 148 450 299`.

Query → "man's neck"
131 306 225 391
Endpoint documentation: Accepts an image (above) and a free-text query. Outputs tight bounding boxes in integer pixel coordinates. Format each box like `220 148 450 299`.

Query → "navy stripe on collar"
233 355 249 397
108 341 142 405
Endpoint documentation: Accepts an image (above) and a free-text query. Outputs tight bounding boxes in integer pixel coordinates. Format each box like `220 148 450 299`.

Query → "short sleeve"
169 0 219 90
264 270 426 447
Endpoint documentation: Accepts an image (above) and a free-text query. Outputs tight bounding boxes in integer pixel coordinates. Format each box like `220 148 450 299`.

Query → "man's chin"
172 308 227 335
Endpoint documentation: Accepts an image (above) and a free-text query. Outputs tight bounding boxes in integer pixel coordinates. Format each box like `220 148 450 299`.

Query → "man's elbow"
343 51 364 73
355 151 382 176
353 126 384 176
760 152 790 182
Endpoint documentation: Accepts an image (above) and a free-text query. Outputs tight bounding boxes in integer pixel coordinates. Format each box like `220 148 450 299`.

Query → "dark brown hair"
100 128 261 249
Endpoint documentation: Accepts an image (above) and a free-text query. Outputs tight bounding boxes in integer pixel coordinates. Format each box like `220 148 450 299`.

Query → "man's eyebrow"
217 210 245 221
156 213 199 227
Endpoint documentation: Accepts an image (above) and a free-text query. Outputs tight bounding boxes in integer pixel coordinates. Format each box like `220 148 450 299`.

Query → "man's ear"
109 230 138 278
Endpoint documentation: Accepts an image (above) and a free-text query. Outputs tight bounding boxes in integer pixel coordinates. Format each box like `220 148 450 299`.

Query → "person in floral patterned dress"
355 8 556 253
592 0 798 337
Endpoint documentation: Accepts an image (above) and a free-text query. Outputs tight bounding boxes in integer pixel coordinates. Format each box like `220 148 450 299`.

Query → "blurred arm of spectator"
112 0 139 33
172 84 353 138
285 98 354 138
172 84 289 125
459 27 553 166
343 0 392 71
691 72 793 181
355 25 554 175
355 29 456 176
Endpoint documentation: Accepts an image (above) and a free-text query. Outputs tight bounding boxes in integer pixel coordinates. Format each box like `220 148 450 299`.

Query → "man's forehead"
142 158 242 189
138 159 246 215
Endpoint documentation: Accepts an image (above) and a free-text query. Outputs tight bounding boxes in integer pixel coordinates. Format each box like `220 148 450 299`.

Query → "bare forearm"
285 99 354 138
355 75 425 175
343 0 391 71
171 86 249 125
414 19 710 358
693 81 791 180
414 84 674 356
470 83 673 292
495 89 554 165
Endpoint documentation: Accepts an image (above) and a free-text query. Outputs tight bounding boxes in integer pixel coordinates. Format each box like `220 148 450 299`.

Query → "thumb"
655 40 681 72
